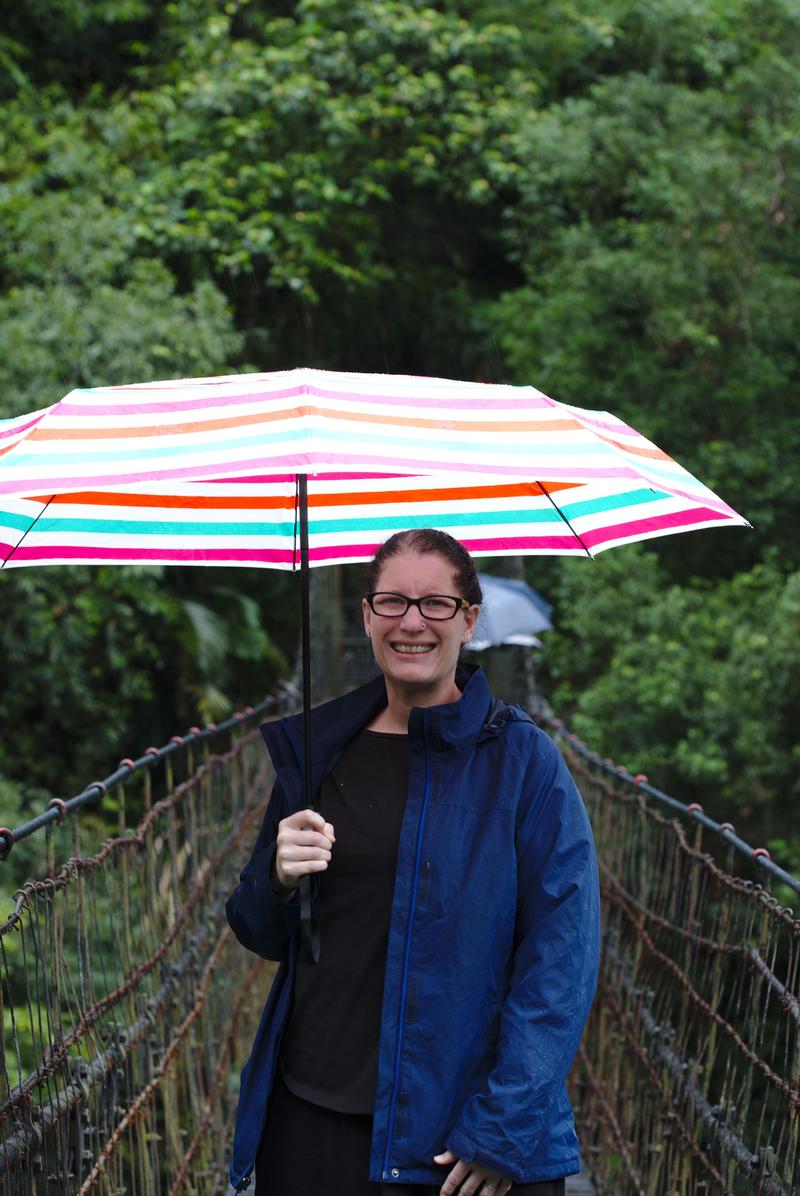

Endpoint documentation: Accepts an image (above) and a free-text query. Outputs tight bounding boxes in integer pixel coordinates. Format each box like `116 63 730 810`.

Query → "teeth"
392 644 434 654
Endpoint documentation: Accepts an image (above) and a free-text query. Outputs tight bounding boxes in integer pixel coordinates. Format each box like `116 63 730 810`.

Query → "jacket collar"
260 664 494 777
410 665 494 754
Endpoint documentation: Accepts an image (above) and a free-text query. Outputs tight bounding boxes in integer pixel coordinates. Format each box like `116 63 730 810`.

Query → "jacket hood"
260 664 500 780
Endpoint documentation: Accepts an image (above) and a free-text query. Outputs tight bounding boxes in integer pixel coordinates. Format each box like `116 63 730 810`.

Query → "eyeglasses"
366 592 471 620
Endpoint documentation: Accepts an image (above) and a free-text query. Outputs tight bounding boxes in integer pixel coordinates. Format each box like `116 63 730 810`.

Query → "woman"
226 529 600 1196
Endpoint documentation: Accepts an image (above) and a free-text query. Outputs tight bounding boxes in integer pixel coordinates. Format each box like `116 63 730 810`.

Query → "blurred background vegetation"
0 0 798 872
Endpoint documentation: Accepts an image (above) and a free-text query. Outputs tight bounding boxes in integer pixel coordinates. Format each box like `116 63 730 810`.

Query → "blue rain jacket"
226 666 600 1189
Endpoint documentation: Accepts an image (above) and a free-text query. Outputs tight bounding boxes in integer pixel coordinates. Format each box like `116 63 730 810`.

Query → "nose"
399 601 427 630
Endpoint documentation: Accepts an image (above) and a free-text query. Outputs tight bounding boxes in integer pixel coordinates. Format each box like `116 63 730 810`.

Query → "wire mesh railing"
4 686 798 1196
0 697 286 1196
546 720 800 1196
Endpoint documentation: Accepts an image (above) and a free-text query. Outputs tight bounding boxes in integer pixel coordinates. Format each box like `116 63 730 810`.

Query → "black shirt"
280 728 410 1113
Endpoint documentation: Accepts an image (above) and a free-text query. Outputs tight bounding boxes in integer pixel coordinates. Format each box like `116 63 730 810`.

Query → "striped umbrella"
0 367 747 568
0 367 748 957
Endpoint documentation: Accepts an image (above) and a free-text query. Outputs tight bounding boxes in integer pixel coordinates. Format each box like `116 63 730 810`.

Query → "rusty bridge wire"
549 727 800 1196
0 703 286 1196
543 718 800 896
5 680 798 1196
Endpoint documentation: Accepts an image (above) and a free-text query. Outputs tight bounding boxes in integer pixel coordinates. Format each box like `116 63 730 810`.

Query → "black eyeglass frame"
365 591 472 621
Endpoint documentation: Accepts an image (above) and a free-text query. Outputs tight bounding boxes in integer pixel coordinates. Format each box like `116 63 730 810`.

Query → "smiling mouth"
390 643 436 655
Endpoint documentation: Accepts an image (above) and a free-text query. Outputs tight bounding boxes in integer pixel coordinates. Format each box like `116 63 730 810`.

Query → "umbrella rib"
1 494 56 568
535 481 593 558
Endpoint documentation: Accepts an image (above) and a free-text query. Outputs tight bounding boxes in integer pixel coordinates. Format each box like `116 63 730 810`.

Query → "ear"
463 603 480 639
362 596 373 638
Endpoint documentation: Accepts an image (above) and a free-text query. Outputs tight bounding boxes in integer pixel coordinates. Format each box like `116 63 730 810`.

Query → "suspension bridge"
1 688 798 1196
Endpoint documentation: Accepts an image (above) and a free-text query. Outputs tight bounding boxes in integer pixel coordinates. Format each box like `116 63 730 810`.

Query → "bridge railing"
0 695 288 1196
4 694 798 1196
545 718 800 1196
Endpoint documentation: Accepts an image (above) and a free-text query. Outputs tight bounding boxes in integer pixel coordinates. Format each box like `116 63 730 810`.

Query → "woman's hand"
433 1149 512 1196
273 809 335 893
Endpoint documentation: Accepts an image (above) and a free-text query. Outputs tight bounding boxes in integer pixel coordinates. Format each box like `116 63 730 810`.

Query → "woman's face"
362 549 479 705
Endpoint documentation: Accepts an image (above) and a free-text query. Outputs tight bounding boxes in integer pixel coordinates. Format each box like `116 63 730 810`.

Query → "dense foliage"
1 0 797 862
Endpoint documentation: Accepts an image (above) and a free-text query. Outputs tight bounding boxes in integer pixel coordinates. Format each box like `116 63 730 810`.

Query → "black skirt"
255 1072 567 1196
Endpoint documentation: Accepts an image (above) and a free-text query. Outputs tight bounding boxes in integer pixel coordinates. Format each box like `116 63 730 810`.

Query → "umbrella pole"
298 474 312 810
298 474 320 963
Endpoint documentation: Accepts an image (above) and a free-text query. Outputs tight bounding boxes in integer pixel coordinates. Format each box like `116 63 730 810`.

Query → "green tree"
0 0 798 861
538 549 800 845
0 565 290 801
495 0 800 571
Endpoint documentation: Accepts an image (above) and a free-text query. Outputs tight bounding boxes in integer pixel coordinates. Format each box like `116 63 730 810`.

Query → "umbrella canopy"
466 573 552 652
0 365 748 964
0 367 747 567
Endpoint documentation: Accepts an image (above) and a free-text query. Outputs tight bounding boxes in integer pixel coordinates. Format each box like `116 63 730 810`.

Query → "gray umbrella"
465 573 553 652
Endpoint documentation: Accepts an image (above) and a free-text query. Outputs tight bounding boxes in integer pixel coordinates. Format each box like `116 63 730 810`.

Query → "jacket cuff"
269 851 299 904
444 1129 524 1185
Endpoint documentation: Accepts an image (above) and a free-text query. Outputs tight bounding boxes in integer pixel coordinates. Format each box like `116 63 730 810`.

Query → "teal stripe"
24 507 564 538
628 460 694 485
5 425 611 468
307 508 563 533
559 487 667 520
0 511 34 532
1 493 671 539
2 488 677 543
32 516 297 537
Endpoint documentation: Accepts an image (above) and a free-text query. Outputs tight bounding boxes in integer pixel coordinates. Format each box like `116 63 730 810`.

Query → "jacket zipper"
382 711 432 1178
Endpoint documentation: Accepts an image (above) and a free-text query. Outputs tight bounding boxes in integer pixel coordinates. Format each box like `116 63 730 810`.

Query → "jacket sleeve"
225 777 301 962
445 735 601 1178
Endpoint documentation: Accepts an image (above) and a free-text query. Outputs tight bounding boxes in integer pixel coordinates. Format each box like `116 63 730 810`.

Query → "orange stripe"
307 481 578 507
595 430 670 461
28 480 579 510
29 405 582 441
42 491 296 511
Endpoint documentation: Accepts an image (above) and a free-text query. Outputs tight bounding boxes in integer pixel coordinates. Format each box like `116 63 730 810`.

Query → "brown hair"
364 529 483 606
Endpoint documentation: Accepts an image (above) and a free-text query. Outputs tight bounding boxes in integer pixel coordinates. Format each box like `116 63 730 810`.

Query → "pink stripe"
0 415 42 442
59 384 304 416
460 535 579 552
0 542 400 566
0 533 586 566
58 382 555 418
299 538 578 560
0 456 642 497
203 471 409 484
648 482 739 518
0 512 740 566
289 539 576 561
580 506 730 549
0 540 397 565
569 409 642 436
306 543 381 562
2 543 300 564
